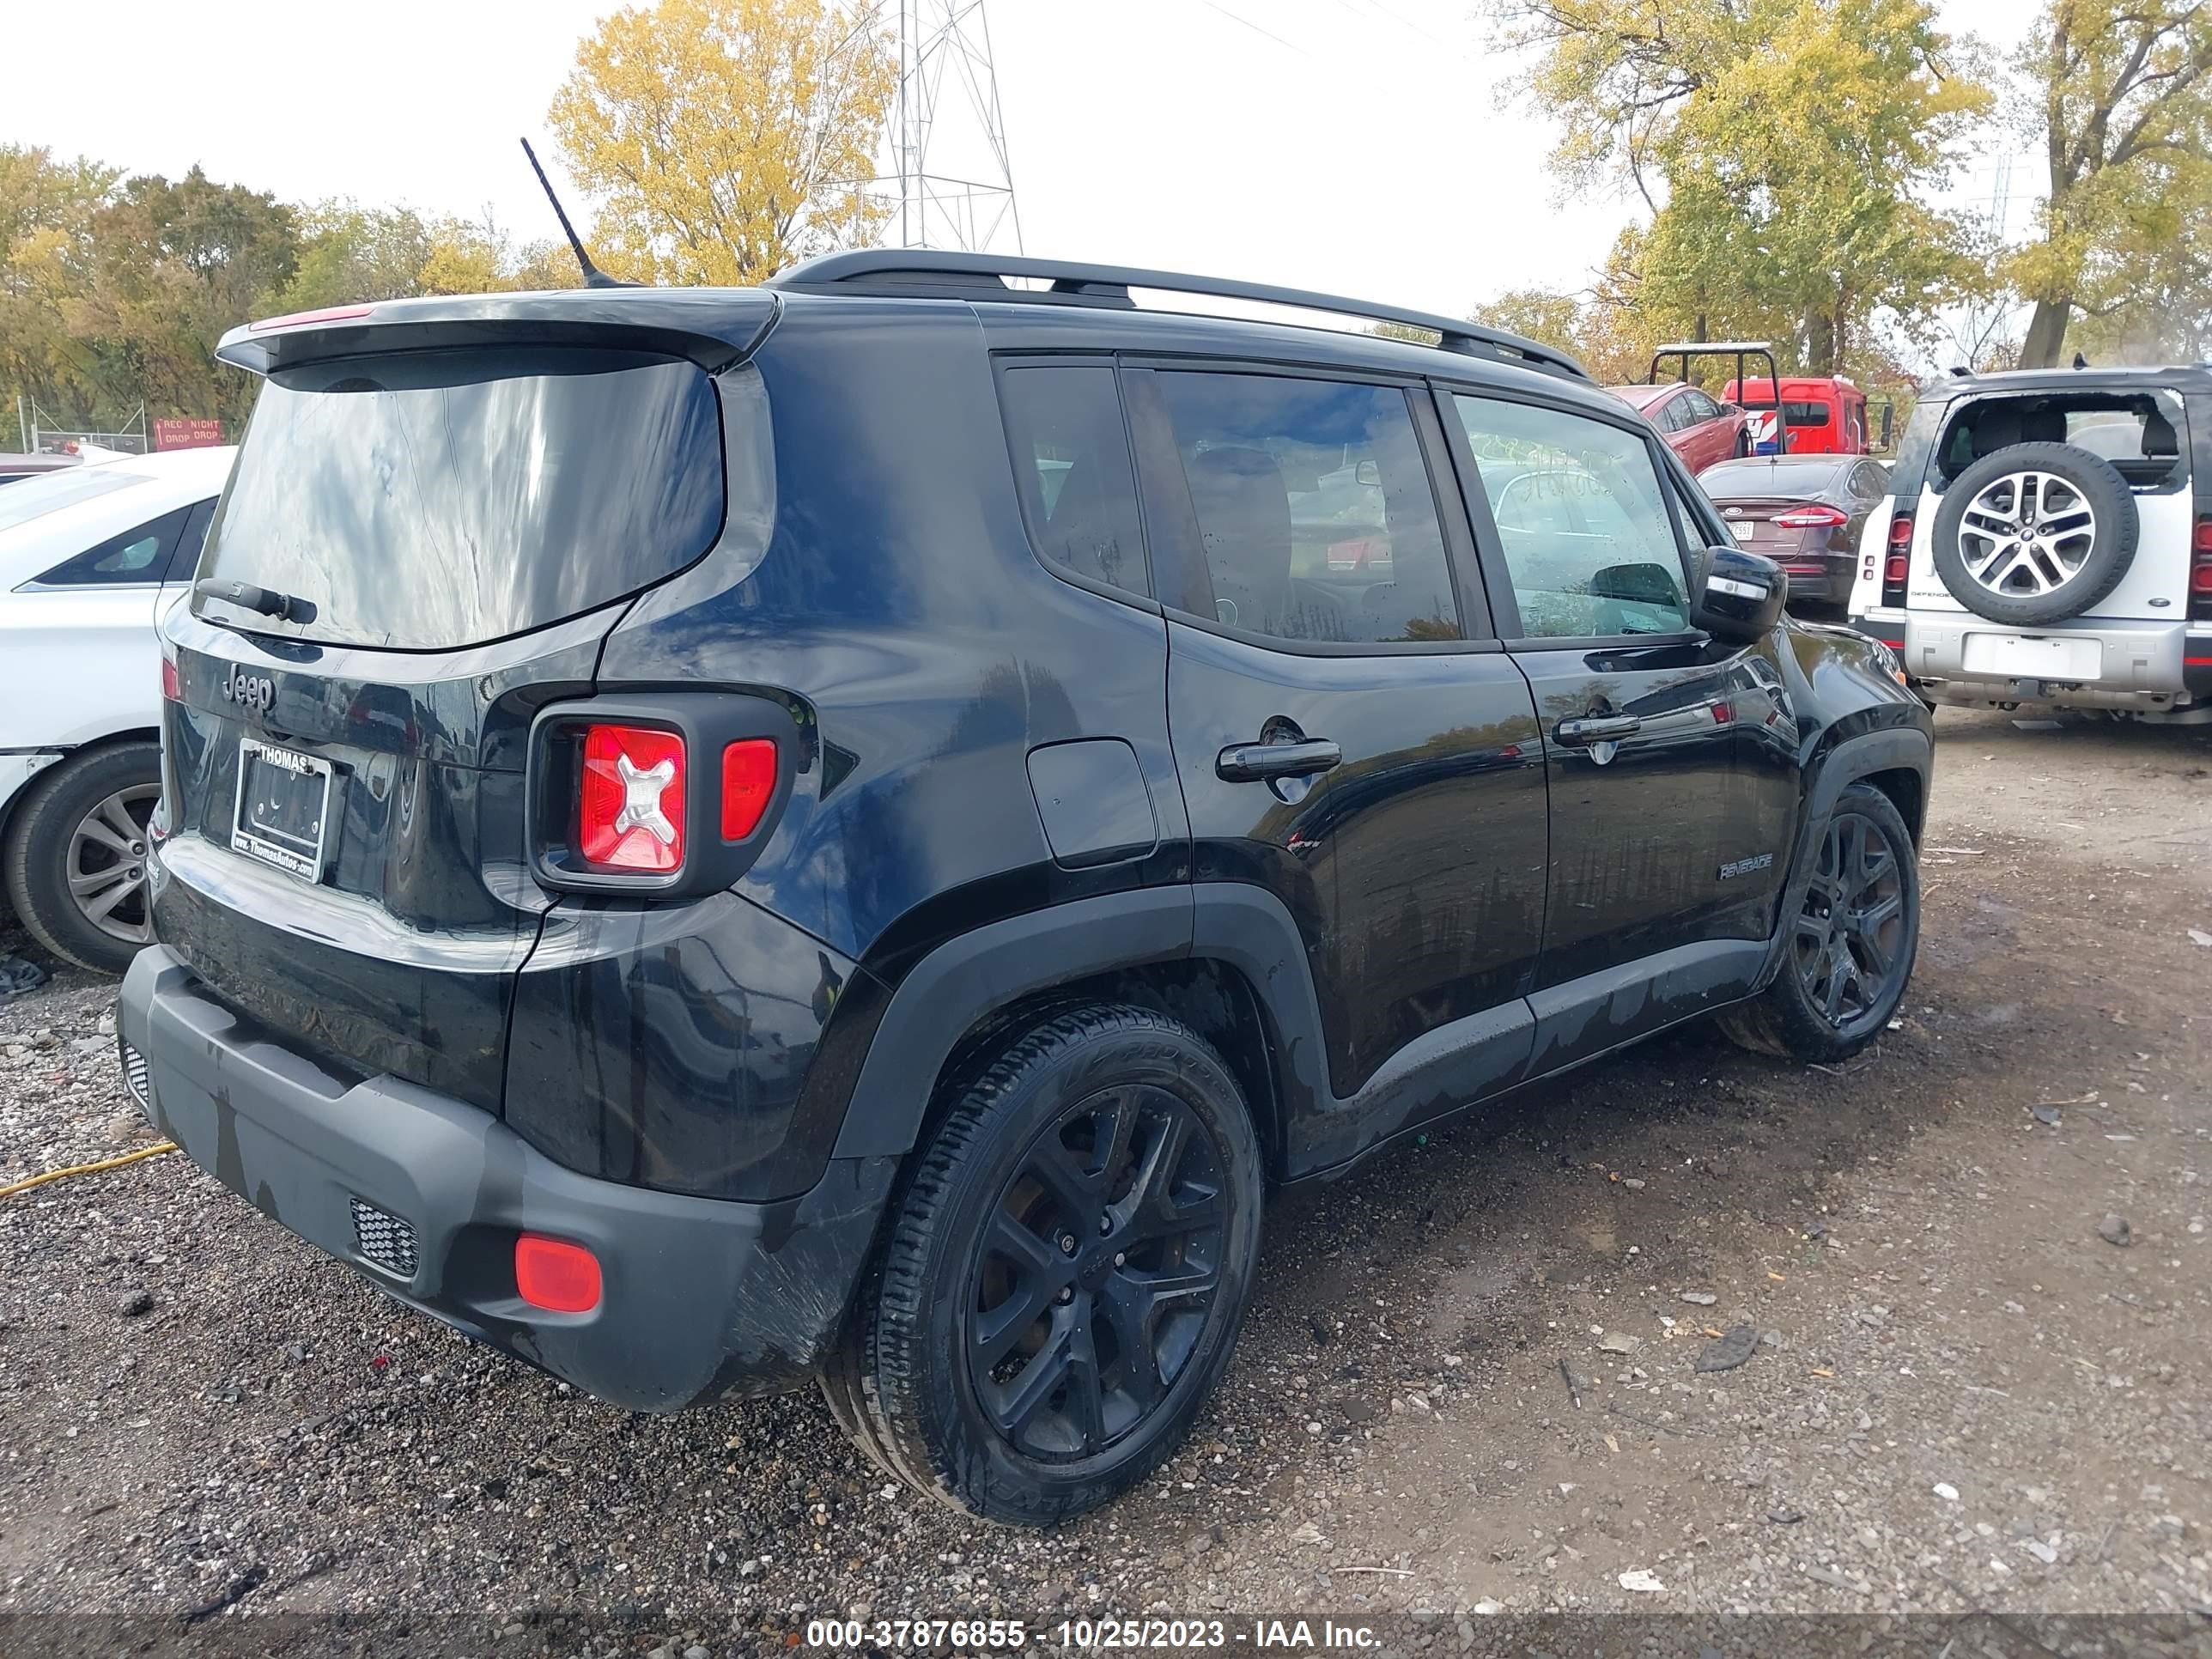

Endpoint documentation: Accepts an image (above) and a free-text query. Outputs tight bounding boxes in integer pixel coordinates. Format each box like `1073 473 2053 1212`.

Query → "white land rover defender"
1848 365 2212 720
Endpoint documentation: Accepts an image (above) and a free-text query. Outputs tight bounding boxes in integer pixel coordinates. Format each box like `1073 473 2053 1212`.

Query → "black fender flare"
1756 724 1933 991
830 887 1195 1158
827 881 1343 1164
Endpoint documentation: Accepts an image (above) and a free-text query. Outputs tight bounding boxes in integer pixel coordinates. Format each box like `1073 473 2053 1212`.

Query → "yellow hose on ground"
0 1140 179 1197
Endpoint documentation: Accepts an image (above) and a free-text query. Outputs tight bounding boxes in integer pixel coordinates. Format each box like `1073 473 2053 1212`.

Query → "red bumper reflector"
720 738 777 840
161 654 180 702
515 1234 602 1313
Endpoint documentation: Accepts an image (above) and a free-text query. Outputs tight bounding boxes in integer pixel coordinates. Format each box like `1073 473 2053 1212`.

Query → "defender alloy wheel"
1929 440 2136 626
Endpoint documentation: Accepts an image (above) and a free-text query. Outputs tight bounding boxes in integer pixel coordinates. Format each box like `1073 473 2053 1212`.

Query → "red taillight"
720 738 777 841
2194 516 2212 554
578 723 685 873
1774 503 1849 530
514 1234 602 1314
1881 514 1913 602
161 653 180 702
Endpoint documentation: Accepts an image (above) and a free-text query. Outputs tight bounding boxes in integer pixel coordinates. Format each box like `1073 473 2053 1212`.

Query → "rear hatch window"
198 346 725 650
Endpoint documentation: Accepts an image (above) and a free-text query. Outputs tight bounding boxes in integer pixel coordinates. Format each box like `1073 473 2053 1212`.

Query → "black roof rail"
767 250 1591 382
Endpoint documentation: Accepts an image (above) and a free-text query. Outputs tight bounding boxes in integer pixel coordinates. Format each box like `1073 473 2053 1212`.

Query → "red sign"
154 417 225 451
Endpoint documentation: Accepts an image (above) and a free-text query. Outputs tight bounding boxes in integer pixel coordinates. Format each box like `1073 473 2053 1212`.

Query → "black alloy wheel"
970 1085 1226 1461
1716 781 1920 1064
1792 805 1908 1038
822 1005 1264 1523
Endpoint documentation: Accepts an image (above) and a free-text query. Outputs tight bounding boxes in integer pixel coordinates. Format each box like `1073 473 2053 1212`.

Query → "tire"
3 742 161 976
1733 425 1752 459
1717 781 1919 1064
1929 441 2136 625
823 1004 1264 1524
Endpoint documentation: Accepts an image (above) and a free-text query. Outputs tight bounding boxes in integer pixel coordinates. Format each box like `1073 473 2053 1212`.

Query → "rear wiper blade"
195 576 318 625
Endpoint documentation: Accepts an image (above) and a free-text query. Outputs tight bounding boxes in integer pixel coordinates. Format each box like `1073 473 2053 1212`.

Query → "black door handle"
1216 738 1342 782
1555 715 1643 746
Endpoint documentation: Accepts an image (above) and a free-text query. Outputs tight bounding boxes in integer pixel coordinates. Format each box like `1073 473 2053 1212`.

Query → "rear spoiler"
216 289 783 377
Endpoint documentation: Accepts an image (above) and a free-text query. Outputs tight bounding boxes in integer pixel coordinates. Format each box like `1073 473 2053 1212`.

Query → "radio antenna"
520 137 635 289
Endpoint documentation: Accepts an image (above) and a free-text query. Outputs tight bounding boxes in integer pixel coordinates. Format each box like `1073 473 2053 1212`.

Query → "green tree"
0 146 115 440
2011 0 2212 366
548 0 896 285
1486 0 1990 374
69 166 300 426
280 201 434 312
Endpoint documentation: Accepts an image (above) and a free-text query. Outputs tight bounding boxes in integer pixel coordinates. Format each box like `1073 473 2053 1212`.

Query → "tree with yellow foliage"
2010 0 2212 366
1484 0 1989 375
548 0 896 288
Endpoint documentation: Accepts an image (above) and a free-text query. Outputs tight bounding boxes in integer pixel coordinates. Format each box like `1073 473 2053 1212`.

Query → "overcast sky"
3 0 2044 321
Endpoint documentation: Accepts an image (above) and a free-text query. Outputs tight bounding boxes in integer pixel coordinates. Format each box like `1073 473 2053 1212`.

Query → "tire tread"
836 1003 1256 1523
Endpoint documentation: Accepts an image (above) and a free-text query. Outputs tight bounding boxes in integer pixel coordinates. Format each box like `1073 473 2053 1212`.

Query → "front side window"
997 363 1149 599
1680 389 1721 423
1450 394 1691 641
1153 371 1460 645
31 505 191 587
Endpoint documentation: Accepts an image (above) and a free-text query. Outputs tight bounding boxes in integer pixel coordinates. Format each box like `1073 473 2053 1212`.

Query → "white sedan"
1 447 237 973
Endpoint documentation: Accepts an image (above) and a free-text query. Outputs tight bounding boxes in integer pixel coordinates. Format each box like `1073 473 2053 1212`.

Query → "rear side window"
167 498 217 582
1152 372 1461 645
200 347 727 650
998 364 1150 599
31 505 191 587
1449 394 1690 641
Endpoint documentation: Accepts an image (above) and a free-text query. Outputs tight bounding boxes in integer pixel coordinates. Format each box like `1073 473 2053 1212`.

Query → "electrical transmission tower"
881 0 1023 252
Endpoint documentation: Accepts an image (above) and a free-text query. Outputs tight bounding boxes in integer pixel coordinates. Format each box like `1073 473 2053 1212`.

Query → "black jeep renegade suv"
122 252 1932 1523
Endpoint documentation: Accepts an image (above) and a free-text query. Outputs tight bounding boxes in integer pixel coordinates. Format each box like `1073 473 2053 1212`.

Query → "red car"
1609 382 1751 474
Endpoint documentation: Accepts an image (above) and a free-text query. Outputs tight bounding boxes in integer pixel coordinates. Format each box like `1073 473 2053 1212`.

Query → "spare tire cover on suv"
1929 440 2137 625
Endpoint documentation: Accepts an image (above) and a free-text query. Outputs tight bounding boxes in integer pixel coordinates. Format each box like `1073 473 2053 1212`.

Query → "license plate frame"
1960 631 2103 682
231 737 334 883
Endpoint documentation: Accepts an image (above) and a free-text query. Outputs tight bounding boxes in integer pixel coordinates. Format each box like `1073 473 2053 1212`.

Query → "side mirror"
1879 404 1895 450
1690 545 1787 641
1354 459 1382 487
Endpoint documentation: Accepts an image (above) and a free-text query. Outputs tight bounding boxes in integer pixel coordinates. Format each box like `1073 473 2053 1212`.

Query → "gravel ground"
1 708 2208 1655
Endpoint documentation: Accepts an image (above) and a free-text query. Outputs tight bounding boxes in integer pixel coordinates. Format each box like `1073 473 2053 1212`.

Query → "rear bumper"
1847 613 2197 710
118 946 896 1409
1778 560 1851 605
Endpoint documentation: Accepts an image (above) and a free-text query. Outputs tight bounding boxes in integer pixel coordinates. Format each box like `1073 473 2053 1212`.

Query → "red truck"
1723 375 1875 455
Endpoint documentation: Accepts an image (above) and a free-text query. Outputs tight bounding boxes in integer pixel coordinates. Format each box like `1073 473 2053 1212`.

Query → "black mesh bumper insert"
349 1197 420 1279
